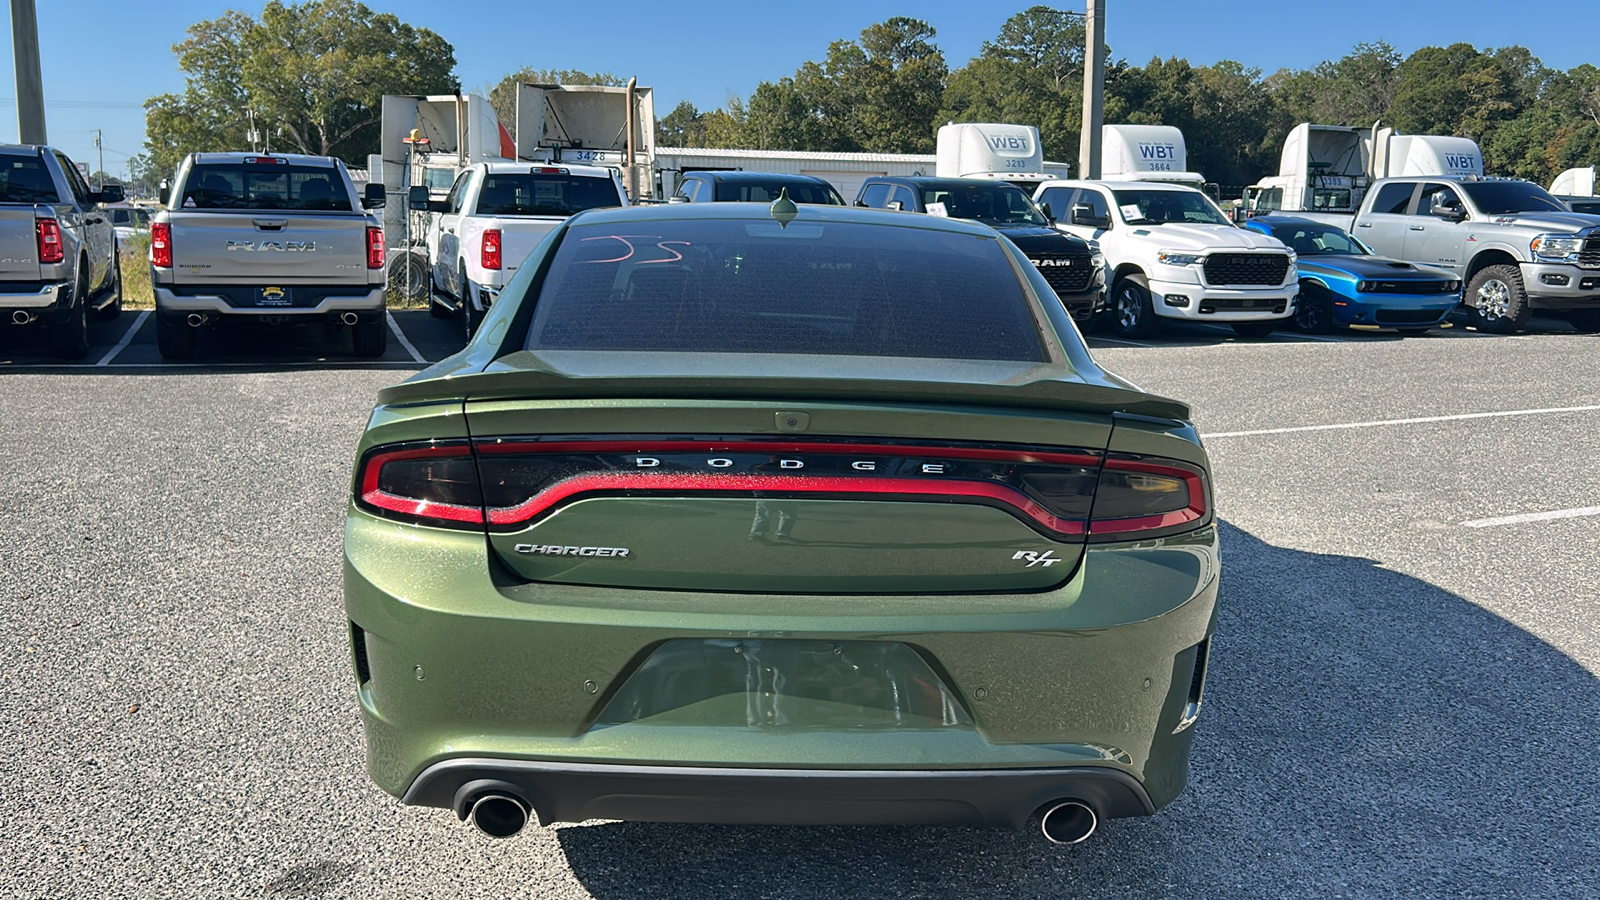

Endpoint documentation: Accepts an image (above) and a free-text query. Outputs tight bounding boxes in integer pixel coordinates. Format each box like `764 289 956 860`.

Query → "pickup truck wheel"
1466 265 1531 334
95 250 123 320
1110 274 1159 338
1292 281 1335 334
1230 321 1278 339
52 271 90 359
352 316 388 357
155 314 196 360
1566 309 1600 333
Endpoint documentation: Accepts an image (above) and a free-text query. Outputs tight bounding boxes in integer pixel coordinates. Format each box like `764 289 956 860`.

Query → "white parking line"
387 311 426 364
1463 506 1600 528
1207 404 1600 439
95 310 149 366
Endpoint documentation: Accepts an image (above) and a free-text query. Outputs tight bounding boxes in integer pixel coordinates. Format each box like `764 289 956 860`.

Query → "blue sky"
3 0 1591 177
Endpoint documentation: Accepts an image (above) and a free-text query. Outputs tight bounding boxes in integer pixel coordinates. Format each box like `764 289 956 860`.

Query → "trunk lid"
167 212 370 286
447 351 1181 595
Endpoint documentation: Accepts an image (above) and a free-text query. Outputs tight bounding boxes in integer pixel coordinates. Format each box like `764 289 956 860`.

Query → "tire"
1230 321 1278 339
385 250 429 306
1109 274 1159 338
1292 281 1335 334
460 266 482 340
52 269 90 359
352 316 388 358
1465 264 1531 334
155 314 196 360
1566 309 1600 333
95 249 123 320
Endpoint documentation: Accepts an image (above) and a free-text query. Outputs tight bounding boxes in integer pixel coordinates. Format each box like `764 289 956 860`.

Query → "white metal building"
653 146 1071 203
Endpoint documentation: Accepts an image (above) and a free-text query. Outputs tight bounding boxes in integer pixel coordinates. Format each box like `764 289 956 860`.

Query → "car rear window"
0 156 60 203
526 218 1045 361
475 173 621 216
713 181 844 205
180 162 352 211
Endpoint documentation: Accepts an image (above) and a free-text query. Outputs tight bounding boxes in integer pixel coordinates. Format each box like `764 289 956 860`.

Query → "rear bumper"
153 284 384 315
403 758 1155 828
0 281 70 310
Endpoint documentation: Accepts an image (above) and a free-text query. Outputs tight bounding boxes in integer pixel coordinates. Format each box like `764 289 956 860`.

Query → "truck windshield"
180 163 353 211
1458 181 1568 215
0 156 60 203
713 181 845 205
1264 222 1366 256
476 173 621 216
527 218 1045 361
1112 189 1232 226
918 184 1048 226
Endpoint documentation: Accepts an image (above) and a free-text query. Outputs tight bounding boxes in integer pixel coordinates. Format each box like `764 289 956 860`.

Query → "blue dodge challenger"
1243 216 1462 334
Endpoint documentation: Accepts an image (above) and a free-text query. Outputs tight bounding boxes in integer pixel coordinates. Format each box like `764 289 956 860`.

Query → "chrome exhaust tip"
11 310 33 325
186 313 206 328
1039 800 1097 845
468 792 529 839
340 312 360 326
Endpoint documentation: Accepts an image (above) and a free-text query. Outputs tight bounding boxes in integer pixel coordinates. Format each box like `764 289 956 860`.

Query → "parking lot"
2 313 1597 897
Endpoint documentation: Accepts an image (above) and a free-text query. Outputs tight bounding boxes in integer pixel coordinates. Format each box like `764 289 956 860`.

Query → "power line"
0 98 143 109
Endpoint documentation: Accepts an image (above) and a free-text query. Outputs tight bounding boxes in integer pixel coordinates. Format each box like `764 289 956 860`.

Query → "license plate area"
256 286 292 306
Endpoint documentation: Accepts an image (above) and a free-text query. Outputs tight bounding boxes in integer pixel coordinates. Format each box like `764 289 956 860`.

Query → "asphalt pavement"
1 312 1596 898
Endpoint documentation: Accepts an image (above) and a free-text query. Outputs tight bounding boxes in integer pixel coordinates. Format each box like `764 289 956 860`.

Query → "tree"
940 6 1085 160
483 68 625 132
143 1 457 174
656 100 709 147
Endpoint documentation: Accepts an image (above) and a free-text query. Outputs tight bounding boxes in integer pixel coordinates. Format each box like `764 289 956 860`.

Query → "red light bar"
534 167 568 175
243 156 287 164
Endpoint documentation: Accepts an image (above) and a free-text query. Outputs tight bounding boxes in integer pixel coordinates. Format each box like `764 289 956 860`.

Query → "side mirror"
1431 196 1466 221
1040 202 1055 223
854 199 868 208
407 185 431 211
887 200 904 212
1071 203 1108 229
426 199 451 214
94 183 125 204
363 182 386 209
159 180 171 206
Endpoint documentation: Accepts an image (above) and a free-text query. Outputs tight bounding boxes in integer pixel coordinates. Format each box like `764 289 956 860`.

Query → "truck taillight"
481 228 502 270
36 218 63 264
366 226 384 269
150 223 172 268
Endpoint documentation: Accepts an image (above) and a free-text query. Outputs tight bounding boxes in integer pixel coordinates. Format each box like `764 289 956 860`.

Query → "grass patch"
121 234 153 309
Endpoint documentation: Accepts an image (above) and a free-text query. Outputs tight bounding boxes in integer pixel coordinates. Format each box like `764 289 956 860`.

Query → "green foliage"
940 6 1084 160
483 68 627 131
144 1 457 177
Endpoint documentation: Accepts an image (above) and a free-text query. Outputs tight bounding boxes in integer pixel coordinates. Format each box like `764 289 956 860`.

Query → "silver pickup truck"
1351 176 1600 333
0 144 124 358
150 152 388 358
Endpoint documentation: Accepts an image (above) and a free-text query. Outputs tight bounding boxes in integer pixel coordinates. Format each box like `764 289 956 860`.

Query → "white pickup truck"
1034 179 1297 338
421 162 628 336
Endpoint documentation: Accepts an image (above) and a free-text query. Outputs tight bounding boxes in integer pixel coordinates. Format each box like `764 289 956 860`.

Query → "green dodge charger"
343 200 1218 844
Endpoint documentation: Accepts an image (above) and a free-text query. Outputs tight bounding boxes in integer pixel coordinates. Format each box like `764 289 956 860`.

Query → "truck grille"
1198 297 1287 313
1030 255 1095 295
1203 253 1289 286
1579 238 1600 269
1363 280 1457 295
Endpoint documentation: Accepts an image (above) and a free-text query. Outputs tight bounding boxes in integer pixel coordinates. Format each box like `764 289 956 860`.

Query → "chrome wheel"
1475 278 1511 321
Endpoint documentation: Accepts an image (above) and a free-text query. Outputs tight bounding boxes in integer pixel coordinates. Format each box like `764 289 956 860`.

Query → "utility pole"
1078 0 1105 180
94 128 103 185
10 0 46 145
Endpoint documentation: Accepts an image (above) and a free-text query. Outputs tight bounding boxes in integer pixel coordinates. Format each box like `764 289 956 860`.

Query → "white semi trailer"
513 81 655 203
1242 123 1482 226
935 122 1055 190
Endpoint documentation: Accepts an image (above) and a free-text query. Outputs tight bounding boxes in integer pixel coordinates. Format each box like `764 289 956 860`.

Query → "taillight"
1086 455 1208 542
481 228 502 270
354 442 483 528
36 218 63 264
366 226 384 269
150 222 172 268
